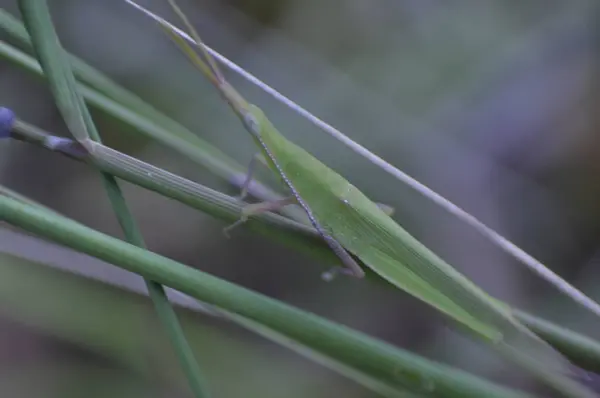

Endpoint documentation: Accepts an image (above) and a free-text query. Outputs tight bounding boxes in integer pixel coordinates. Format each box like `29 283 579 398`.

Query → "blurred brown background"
0 0 600 396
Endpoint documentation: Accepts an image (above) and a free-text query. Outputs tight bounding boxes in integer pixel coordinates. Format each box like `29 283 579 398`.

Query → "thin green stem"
515 311 600 374
10 118 330 264
17 1 210 397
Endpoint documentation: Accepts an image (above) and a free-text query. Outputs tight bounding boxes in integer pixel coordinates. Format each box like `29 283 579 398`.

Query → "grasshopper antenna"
165 0 225 85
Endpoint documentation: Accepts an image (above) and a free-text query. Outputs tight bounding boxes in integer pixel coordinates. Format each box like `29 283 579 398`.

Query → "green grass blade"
8 117 333 266
8 223 599 395
0 252 408 398
515 311 600 374
15 5 87 141
17 1 211 397
0 194 535 398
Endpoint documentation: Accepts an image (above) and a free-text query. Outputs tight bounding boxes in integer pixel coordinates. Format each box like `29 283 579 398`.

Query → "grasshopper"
128 1 597 395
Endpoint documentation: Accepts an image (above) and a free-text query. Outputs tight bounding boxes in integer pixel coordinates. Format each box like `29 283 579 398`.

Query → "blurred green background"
1 0 600 396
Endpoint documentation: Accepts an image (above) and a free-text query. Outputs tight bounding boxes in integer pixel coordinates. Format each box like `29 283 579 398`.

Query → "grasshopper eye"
243 112 261 136
0 107 15 139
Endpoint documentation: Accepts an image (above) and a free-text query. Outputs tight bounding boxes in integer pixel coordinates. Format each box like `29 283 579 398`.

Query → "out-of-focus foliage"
0 0 599 396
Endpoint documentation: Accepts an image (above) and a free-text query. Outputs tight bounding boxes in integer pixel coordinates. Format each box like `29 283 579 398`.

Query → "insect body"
248 105 502 339
243 106 600 398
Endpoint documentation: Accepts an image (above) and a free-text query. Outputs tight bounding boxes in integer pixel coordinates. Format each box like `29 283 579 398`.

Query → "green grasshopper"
133 1 596 395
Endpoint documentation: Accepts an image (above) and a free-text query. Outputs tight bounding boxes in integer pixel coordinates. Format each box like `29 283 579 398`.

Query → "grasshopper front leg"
232 153 365 280
223 196 296 238
227 153 295 235
223 197 364 281
235 153 270 202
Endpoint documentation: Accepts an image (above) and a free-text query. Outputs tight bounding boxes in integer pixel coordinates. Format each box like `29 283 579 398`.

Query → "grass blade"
17 1 210 397
515 311 600 374
0 193 536 398
8 117 333 265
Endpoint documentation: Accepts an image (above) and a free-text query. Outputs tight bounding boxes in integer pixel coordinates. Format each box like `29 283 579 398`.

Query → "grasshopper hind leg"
233 153 365 280
317 234 365 281
321 262 363 282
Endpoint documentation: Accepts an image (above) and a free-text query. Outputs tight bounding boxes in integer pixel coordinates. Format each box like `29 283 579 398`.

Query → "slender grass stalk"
17 1 210 397
9 117 333 265
12 219 600 392
122 0 600 321
0 193 536 398
8 114 600 375
515 311 600 374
